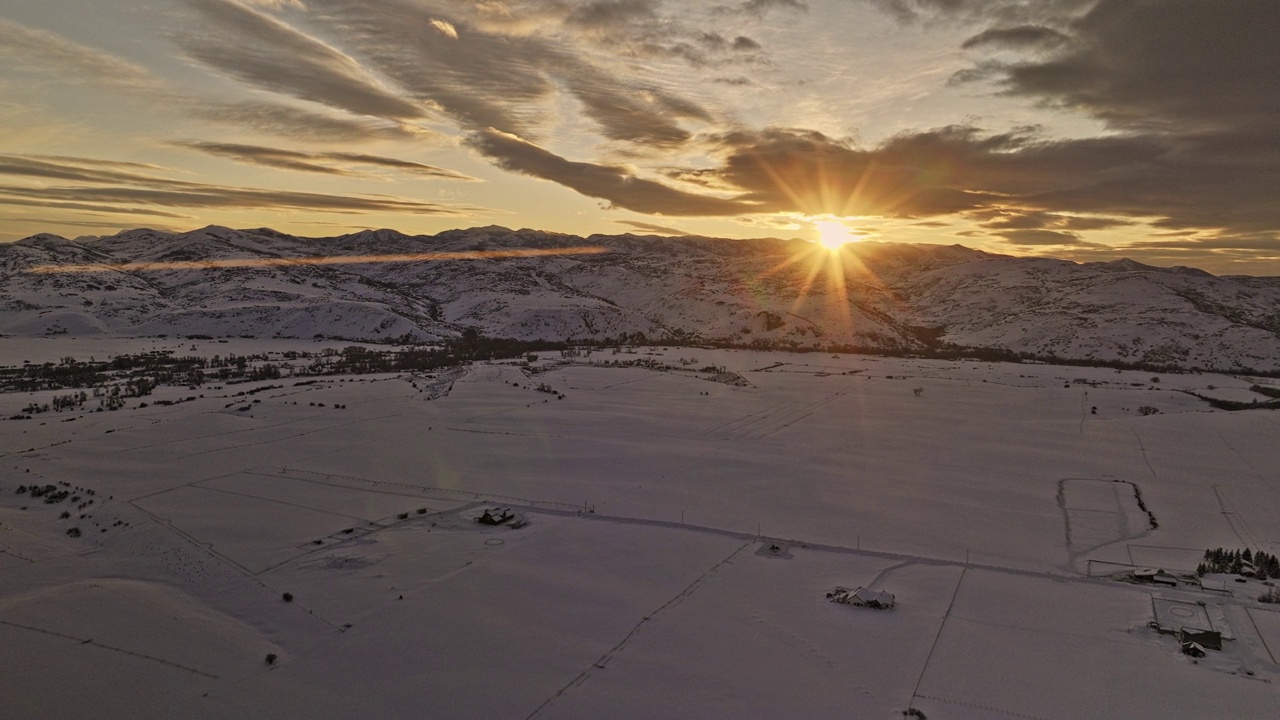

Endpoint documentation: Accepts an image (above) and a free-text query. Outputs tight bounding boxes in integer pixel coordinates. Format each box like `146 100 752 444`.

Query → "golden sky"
2 0 1277 275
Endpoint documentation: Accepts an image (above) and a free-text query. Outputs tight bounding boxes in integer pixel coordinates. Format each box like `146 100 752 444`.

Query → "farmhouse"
1133 568 1178 587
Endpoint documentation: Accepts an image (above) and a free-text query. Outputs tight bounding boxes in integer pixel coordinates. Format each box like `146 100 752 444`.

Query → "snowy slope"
3 225 1280 370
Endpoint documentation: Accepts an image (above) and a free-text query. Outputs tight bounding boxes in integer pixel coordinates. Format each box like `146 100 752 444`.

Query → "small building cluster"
1148 597 1223 659
1132 568 1178 587
475 508 514 526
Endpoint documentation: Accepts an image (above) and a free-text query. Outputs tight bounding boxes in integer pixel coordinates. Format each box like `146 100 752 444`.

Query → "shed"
1172 638 1203 655
1179 627 1223 652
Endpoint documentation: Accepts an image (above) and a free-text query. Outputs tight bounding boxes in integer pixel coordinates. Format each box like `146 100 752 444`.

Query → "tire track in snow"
0 618 220 678
524 541 752 719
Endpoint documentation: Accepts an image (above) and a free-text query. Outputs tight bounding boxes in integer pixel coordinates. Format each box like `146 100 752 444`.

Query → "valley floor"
2 340 1279 718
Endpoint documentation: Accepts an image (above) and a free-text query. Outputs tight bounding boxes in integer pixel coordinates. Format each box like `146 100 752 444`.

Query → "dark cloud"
732 36 762 51
717 0 809 18
702 127 1006 217
960 25 1068 51
994 0 1279 134
945 1 1280 240
465 129 756 215
564 0 659 33
614 220 689 235
867 0 1093 26
173 141 478 180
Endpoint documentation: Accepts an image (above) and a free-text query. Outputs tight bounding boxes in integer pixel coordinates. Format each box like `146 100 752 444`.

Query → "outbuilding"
1179 627 1223 652
828 586 895 609
1181 641 1206 658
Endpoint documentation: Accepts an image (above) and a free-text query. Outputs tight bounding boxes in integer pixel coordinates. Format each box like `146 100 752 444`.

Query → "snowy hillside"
3 225 1279 370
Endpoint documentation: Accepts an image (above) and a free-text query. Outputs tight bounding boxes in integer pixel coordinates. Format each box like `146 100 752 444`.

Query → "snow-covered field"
2 341 1278 718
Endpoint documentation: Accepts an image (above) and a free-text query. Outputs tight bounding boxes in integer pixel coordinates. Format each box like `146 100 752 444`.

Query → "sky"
1 0 1278 275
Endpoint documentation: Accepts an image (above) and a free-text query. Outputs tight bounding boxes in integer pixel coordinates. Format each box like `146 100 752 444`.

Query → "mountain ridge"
4 225 1279 371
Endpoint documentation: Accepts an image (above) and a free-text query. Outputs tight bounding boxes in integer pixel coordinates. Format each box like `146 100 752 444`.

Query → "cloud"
941 0 1280 240
991 228 1082 246
0 197 195 220
173 141 478 180
973 209 1131 232
0 18 427 145
296 0 713 147
0 154 486 217
961 25 1069 51
700 126 1007 217
0 155 171 186
241 0 308 8
189 100 433 143
465 128 755 215
866 0 1092 26
8 217 175 230
429 19 459 39
0 183 478 216
993 0 1279 135
179 0 426 120
564 0 659 33
716 0 809 18
614 220 689 235
0 18 161 90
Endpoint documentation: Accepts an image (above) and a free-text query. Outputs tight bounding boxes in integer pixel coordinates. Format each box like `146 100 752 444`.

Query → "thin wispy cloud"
173 142 478 180
0 18 161 90
188 100 435 143
179 0 427 121
0 155 487 216
614 220 689 235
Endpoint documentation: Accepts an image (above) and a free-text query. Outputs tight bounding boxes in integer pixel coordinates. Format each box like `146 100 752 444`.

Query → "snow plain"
2 340 1279 719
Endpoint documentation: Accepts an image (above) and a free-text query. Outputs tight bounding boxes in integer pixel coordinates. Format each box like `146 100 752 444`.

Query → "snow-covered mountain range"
4 225 1279 371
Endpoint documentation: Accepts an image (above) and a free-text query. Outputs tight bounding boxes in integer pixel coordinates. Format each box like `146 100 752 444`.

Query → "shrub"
282 592 293 602
265 653 277 665
66 527 81 537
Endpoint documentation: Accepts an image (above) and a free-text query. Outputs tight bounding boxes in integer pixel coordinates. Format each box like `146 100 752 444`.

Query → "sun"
814 219 857 250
